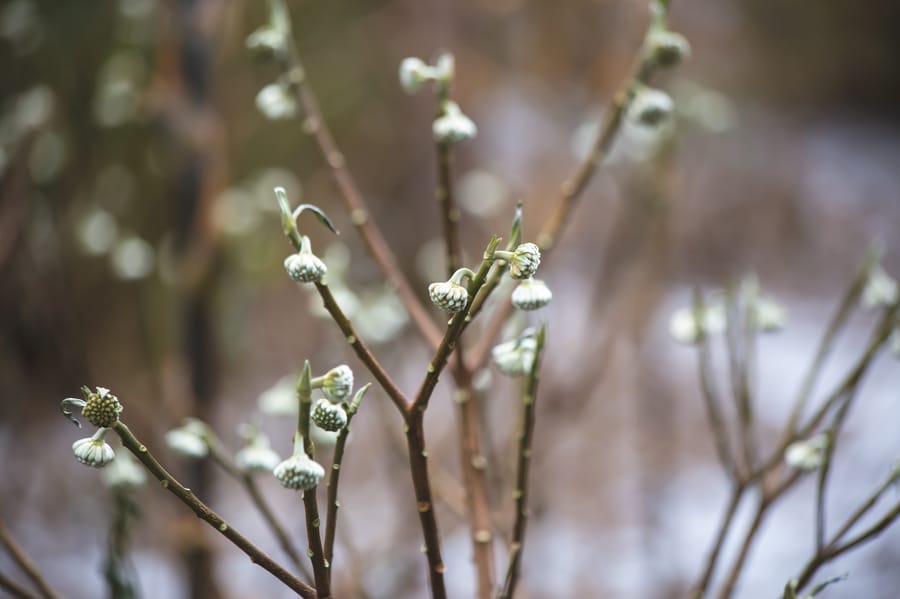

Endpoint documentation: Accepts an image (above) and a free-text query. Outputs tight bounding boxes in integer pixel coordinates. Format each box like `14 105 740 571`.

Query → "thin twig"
273 0 442 351
781 252 874 440
0 571 40 599
204 432 312 581
0 519 61 599
297 364 330 598
497 326 546 599
694 289 737 479
689 484 745 599
324 385 370 572
469 10 673 371
110 421 317 598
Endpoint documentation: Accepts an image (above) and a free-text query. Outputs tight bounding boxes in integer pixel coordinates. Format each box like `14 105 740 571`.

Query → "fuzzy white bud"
255 83 297 120
628 87 674 128
491 336 537 377
102 451 147 488
511 278 552 311
284 251 327 283
73 430 116 468
668 302 726 345
428 280 469 312
508 242 541 280
433 101 477 144
274 453 325 491
785 435 828 472
647 30 691 68
312 399 348 432
321 364 353 401
165 420 209 458
862 265 899 309
399 57 433 94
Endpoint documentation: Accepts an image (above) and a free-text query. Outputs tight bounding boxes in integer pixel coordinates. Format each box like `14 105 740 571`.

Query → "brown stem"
276 8 442 351
312 281 409 413
470 22 669 371
781 254 872 440
204 433 311 581
689 484 744 599
111 421 317 598
0 571 39 599
324 386 369 574
695 290 737 479
497 326 546 599
0 520 61 599
455 373 497 599
436 138 462 277
405 410 448 599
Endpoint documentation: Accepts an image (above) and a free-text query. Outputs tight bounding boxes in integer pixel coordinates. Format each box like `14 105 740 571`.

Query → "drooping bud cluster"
312 399 348 432
235 426 281 474
82 387 123 428
284 236 327 283
628 86 674 128
508 243 541 280
273 452 325 491
511 278 553 311
433 100 477 144
646 29 691 68
492 336 538 377
165 419 210 459
784 435 828 472
320 364 354 401
255 83 297 120
862 264 898 309
429 280 469 313
73 429 116 468
398 53 455 94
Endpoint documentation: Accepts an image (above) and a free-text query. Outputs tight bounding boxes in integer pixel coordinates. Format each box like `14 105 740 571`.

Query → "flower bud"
255 83 297 120
862 264 898 309
102 451 147 488
647 30 691 68
245 26 288 60
82 387 123 428
399 57 433 94
321 364 353 401
511 278 552 311
668 302 726 345
627 87 674 128
428 280 469 312
73 429 116 468
312 398 348 432
491 336 537 377
284 237 327 283
508 242 541 280
273 452 325 491
165 420 209 458
433 101 477 144
235 443 281 474
784 435 828 472
754 297 787 333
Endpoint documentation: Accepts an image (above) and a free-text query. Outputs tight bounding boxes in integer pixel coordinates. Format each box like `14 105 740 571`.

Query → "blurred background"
2 0 900 597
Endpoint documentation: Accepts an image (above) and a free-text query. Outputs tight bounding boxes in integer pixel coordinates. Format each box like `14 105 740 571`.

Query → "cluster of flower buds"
235 425 282 474
165 419 211 459
492 333 538 377
284 235 327 283
668 301 726 345
862 263 898 309
398 53 455 94
432 100 477 144
496 242 552 311
61 386 125 469
784 434 828 472
310 364 353 432
255 82 297 121
273 434 325 491
627 85 674 129
429 267 474 313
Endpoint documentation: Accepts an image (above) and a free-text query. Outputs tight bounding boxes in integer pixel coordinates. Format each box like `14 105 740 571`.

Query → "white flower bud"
428 280 469 312
321 364 353 401
433 53 455 83
273 453 325 491
399 57 433 94
646 30 691 68
284 252 327 283
312 399 348 432
627 87 674 128
862 265 898 309
508 242 541 280
433 101 477 144
102 451 146 488
73 429 116 468
258 376 297 416
255 83 297 120
491 336 537 377
754 297 787 333
511 278 552 311
235 442 281 474
668 302 726 345
784 435 828 472
165 420 209 458
245 26 288 60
